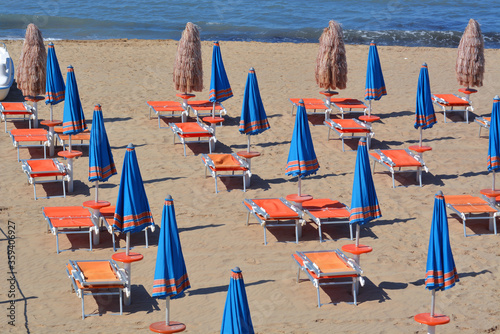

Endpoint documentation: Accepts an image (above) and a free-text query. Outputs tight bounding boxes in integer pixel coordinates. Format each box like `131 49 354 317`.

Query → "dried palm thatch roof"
173 22 203 93
16 23 47 97
315 20 347 91
456 19 485 88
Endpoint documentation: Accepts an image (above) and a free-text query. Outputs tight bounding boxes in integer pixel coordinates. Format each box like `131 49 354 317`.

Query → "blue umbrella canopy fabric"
285 100 319 178
487 96 500 172
152 196 190 300
88 104 117 182
349 138 381 226
365 42 387 101
425 191 459 291
239 68 270 135
62 65 87 135
113 144 154 234
209 41 233 103
220 267 254 334
45 42 65 105
414 63 436 130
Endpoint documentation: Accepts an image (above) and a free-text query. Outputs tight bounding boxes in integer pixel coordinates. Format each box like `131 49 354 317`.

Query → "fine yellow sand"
1 39 500 334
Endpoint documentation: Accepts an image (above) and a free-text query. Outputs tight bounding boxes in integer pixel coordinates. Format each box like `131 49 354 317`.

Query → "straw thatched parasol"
173 22 203 93
456 19 485 88
315 20 347 91
16 23 47 98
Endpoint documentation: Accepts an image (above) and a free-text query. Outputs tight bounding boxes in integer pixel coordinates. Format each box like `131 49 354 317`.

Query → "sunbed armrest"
244 199 270 219
279 197 304 218
374 149 395 166
201 154 216 170
432 95 447 104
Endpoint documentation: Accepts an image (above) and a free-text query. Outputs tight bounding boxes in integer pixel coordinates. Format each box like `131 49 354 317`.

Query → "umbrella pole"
247 135 251 153
95 180 99 202
49 104 53 122
355 224 360 247
298 177 302 197
493 170 496 191
165 296 171 326
430 289 436 317
69 134 72 152
368 100 372 117
212 101 216 118
419 127 423 147
126 232 130 256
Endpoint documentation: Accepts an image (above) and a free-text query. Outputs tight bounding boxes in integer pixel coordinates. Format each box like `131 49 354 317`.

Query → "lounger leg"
478 126 482 137
352 278 358 306
316 285 321 308
89 231 93 252
392 172 395 188
33 182 38 200
214 176 218 193
342 137 345 152
463 218 467 237
246 212 250 226
295 222 299 244
318 222 323 243
327 127 331 141
62 179 67 199
183 143 187 157
17 147 20 162
56 230 60 254
81 292 85 319
296 268 301 283
263 226 267 245
119 288 123 315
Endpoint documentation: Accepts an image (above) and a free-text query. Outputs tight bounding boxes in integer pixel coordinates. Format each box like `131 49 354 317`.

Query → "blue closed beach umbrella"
349 137 381 246
415 191 458 332
209 41 233 117
415 63 436 147
220 267 254 334
239 67 270 152
88 104 117 201
45 42 65 120
487 96 500 190
62 65 87 149
365 41 386 115
150 195 190 333
113 143 154 255
285 99 319 196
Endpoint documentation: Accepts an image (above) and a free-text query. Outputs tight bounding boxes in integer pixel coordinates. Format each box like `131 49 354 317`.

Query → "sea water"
1 0 499 48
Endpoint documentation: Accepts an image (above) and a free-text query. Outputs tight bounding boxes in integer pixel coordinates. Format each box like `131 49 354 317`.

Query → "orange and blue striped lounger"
186 100 227 120
369 149 428 188
432 94 473 123
289 98 331 119
202 153 250 193
444 195 499 237
292 249 363 307
9 128 49 161
0 102 34 132
170 121 215 156
474 116 490 137
328 98 368 119
243 197 304 245
324 118 373 151
66 259 127 319
21 158 68 199
146 101 189 127
302 198 352 242
99 205 154 252
42 206 99 253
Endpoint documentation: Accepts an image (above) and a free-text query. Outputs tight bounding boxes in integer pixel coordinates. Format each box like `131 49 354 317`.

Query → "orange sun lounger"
42 206 99 253
54 126 91 150
292 249 363 307
0 102 34 132
99 205 154 252
21 158 68 199
328 98 368 119
186 100 227 120
432 94 473 123
9 128 49 161
146 101 189 128
444 195 499 237
302 198 352 242
474 116 490 137
170 121 216 156
66 259 128 319
289 98 331 119
370 149 428 188
324 118 374 151
243 197 304 245
202 153 250 193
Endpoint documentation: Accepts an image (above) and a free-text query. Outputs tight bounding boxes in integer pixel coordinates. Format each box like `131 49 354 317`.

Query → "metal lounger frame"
0 102 34 132
21 158 69 200
432 94 473 123
324 119 374 152
446 201 499 237
202 153 250 193
147 102 189 128
170 121 216 156
370 149 428 188
302 200 353 242
10 131 49 161
327 99 368 119
474 116 490 137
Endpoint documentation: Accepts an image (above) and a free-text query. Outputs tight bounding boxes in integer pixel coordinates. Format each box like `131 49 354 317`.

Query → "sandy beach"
1 39 500 333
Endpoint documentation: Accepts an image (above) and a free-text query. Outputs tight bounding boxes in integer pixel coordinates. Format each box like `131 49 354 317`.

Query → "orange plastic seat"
302 198 352 242
292 249 362 307
66 259 127 319
170 121 215 156
42 206 98 253
444 195 499 237
9 128 49 161
289 98 330 119
324 118 373 152
202 153 250 193
187 100 226 119
22 159 68 199
330 98 368 119
0 102 34 132
370 149 428 187
243 197 303 244
146 101 187 127
432 93 472 123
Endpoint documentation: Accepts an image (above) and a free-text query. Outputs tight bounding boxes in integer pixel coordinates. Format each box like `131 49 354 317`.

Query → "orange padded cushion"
206 154 247 171
302 199 349 219
188 100 223 110
43 206 91 218
331 98 366 108
69 262 124 289
174 122 212 138
27 159 66 177
433 94 470 106
290 98 328 109
248 198 299 219
1 102 30 112
371 150 421 167
327 119 370 133
293 253 356 279
444 195 497 214
50 217 94 228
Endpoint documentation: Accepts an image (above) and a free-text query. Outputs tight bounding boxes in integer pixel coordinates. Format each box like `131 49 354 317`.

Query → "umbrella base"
149 321 186 333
